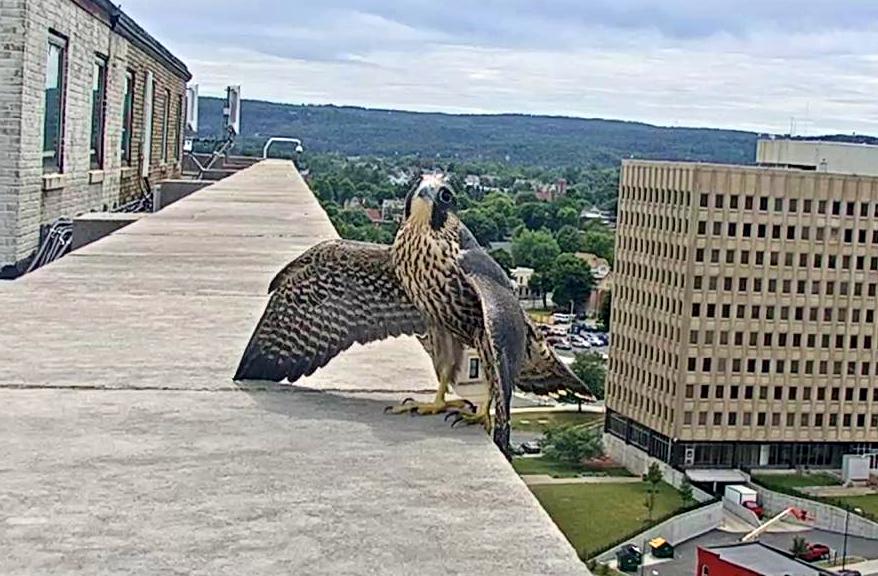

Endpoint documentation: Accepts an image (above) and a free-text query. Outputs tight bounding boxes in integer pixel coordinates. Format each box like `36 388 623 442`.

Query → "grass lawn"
754 473 878 522
817 556 867 568
526 308 554 322
513 456 632 478
511 411 602 433
752 472 841 490
833 494 878 518
529 481 685 559
513 457 584 477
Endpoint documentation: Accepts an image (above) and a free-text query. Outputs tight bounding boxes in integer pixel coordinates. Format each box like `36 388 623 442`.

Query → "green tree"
481 192 519 237
556 206 580 229
517 202 553 230
598 292 612 331
514 191 539 205
335 177 357 205
790 536 808 558
529 270 552 308
550 254 594 313
555 195 585 215
337 208 371 227
582 228 615 265
679 477 695 506
460 209 499 246
541 425 604 465
644 462 664 520
489 248 514 276
511 229 560 273
555 225 584 254
570 352 606 400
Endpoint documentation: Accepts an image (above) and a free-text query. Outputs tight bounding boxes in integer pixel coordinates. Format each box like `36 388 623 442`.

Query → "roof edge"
92 0 192 82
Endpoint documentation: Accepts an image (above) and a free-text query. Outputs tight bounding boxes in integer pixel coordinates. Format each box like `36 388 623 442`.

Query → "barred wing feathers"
234 240 427 382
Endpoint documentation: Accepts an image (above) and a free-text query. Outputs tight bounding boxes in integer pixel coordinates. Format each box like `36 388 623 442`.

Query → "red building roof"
364 208 383 224
697 542 834 576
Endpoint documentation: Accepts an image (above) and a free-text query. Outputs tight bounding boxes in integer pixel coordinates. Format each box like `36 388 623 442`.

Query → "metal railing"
26 218 73 273
262 137 303 159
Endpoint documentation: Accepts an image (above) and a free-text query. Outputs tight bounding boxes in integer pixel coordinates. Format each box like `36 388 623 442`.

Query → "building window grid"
612 173 878 448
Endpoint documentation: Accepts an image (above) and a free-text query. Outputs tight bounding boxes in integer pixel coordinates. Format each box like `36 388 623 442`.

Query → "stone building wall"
0 1 28 269
0 0 189 276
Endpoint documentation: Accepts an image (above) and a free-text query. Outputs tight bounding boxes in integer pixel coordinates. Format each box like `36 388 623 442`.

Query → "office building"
606 140 878 469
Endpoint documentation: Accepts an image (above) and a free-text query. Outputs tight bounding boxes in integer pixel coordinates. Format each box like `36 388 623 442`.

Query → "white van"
553 312 575 324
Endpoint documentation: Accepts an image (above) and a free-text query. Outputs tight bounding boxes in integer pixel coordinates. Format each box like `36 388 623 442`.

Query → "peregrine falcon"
234 174 594 457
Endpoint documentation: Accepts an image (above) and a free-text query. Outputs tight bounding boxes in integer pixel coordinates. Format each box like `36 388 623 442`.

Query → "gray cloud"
121 0 878 134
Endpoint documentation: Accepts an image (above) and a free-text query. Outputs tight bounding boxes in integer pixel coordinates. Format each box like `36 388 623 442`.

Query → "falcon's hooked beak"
405 174 453 229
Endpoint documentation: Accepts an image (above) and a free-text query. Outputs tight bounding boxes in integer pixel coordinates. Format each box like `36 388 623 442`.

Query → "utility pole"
842 506 863 569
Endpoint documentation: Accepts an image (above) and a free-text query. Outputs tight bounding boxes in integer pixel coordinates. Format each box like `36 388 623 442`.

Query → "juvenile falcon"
234 174 594 457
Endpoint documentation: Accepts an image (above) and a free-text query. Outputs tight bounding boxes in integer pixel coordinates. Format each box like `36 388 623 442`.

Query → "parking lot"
641 529 878 576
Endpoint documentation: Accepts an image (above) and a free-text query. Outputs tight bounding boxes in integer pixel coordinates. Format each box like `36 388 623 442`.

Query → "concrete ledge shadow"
233 379 491 452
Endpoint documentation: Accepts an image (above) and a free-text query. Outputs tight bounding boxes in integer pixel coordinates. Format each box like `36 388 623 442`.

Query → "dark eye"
438 187 454 205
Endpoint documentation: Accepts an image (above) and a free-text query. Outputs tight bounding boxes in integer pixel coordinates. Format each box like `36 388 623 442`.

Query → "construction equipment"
740 507 812 542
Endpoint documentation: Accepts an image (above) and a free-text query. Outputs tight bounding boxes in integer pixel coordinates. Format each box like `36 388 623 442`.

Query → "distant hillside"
197 96 761 167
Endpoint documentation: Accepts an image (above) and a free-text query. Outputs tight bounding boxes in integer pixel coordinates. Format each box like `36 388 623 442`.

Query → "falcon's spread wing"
517 321 596 403
234 239 427 382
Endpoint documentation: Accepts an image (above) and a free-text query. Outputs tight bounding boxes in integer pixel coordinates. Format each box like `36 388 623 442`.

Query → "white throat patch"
408 196 433 227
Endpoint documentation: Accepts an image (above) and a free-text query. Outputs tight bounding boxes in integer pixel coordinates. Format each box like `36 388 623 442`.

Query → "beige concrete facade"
607 159 878 468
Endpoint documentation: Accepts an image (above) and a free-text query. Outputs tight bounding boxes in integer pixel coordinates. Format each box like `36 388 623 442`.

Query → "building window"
90 56 107 169
121 70 135 164
161 88 171 162
43 32 67 173
175 93 183 160
468 358 479 379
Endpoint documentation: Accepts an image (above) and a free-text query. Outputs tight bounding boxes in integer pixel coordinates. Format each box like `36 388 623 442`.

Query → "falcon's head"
403 173 457 230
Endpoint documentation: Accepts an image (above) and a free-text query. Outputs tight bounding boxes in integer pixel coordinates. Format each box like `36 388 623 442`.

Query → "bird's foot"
384 397 475 416
444 407 491 432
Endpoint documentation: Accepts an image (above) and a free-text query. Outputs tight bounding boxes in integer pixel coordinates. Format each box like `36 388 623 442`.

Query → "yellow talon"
445 405 491 432
384 397 475 416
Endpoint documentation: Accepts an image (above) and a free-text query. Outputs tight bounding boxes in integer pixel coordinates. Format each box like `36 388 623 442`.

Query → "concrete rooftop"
0 160 587 575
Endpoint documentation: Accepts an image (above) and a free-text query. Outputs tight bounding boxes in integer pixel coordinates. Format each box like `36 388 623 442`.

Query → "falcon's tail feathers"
516 323 597 402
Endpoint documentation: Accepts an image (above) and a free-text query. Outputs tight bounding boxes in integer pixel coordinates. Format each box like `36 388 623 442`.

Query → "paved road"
645 529 878 576
0 161 588 576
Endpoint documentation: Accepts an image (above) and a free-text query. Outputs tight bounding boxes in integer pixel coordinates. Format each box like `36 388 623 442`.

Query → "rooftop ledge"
0 160 587 575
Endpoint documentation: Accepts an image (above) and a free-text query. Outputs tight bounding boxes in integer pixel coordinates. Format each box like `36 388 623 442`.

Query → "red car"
743 500 765 519
799 543 831 562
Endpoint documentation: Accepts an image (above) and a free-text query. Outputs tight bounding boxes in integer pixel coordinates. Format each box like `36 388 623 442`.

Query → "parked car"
553 312 576 324
836 570 861 576
799 543 831 562
742 500 765 519
520 441 541 454
553 339 572 351
570 335 592 350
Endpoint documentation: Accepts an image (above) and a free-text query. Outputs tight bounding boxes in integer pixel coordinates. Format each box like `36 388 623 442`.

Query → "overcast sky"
121 1 878 134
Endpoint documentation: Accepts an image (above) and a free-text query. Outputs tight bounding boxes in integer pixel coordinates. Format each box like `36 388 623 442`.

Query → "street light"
842 506 863 569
